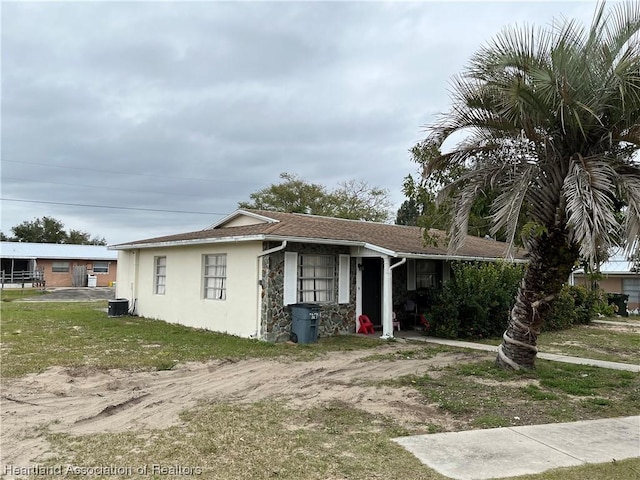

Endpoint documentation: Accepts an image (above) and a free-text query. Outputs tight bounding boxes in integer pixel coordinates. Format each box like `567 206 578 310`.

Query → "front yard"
1 294 639 479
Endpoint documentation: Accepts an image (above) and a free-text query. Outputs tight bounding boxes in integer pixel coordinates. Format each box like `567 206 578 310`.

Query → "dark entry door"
362 257 382 327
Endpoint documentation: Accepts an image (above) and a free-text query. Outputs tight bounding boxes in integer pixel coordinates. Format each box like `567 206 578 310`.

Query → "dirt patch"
588 323 640 333
15 287 115 302
0 346 484 466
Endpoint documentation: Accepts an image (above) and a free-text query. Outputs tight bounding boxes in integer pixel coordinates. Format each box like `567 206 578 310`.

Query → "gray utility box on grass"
108 298 129 317
289 303 321 344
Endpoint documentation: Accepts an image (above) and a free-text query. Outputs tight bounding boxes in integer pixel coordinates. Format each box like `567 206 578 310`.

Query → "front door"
361 257 382 327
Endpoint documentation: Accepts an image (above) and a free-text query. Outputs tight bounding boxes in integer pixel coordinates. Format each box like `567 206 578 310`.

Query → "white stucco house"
110 209 526 341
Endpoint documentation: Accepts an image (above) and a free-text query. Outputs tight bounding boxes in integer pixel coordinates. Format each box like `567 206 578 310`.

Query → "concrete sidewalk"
392 335 640 478
409 336 640 373
394 416 640 479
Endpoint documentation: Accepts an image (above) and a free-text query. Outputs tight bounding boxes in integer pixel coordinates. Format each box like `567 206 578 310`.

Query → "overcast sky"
1 1 596 245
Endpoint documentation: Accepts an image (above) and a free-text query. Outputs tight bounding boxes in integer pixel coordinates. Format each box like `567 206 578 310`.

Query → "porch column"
381 256 393 339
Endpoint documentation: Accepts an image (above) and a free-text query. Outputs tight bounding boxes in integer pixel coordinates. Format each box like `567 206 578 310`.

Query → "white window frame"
204 254 227 300
93 261 109 274
298 254 335 303
154 256 166 295
52 261 70 273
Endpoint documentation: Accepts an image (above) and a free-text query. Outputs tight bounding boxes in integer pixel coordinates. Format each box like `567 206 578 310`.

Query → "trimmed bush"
425 262 524 339
543 285 613 331
424 265 609 338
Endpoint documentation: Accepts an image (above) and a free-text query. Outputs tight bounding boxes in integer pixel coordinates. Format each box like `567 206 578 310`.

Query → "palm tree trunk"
496 229 579 369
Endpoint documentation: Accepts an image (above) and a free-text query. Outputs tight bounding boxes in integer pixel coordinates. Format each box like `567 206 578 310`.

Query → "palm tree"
423 2 640 369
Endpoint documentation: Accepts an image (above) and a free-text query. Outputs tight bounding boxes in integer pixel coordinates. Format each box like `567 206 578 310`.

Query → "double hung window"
298 254 334 302
154 256 166 295
204 254 226 300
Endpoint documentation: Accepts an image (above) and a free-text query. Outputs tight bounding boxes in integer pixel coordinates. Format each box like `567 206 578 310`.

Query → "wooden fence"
1 269 45 287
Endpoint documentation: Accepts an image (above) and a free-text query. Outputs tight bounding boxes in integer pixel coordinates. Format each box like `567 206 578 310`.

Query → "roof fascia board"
362 243 397 257
111 234 365 251
110 235 267 250
263 235 371 250
263 236 402 257
573 271 638 276
397 252 529 263
205 209 279 230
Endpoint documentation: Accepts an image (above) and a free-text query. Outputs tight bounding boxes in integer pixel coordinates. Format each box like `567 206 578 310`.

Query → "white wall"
116 250 137 302
116 242 262 337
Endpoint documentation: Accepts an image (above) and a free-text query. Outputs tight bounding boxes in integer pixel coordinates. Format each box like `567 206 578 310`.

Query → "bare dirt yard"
1 345 481 468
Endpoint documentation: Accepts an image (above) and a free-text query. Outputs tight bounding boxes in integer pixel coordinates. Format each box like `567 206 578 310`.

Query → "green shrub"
425 262 524 339
543 286 577 331
543 285 610 332
592 291 616 317
425 264 611 338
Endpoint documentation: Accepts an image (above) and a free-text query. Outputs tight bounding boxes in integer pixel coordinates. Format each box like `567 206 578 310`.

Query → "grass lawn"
473 322 640 365
40 401 640 480
0 299 380 377
2 298 639 480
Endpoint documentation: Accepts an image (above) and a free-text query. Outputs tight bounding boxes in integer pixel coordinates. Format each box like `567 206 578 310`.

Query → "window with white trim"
52 261 70 273
298 254 334 302
154 256 166 295
416 260 437 288
93 261 109 273
204 254 226 300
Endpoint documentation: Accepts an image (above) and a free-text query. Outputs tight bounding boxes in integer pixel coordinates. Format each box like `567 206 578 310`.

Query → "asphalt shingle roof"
112 209 526 260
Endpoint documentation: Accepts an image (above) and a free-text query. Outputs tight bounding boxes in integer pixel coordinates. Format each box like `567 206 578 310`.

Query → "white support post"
381 256 393 339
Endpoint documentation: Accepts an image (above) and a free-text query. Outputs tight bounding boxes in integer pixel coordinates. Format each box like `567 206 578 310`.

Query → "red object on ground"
357 314 375 334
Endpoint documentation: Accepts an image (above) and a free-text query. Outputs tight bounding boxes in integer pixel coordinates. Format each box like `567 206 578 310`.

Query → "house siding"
116 242 262 337
260 242 357 342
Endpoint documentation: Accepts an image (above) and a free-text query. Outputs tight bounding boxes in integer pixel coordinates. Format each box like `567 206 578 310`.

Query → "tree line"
1 217 106 245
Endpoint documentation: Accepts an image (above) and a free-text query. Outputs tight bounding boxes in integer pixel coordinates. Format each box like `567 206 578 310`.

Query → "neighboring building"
572 250 640 311
0 242 118 288
111 209 526 341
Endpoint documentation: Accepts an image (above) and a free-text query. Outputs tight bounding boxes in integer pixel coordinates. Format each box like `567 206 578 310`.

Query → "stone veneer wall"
260 242 357 342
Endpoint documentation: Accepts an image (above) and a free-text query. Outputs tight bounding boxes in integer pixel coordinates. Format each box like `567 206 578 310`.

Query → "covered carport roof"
0 242 117 261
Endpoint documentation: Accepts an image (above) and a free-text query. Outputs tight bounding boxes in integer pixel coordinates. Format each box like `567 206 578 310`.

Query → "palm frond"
617 169 640 256
563 157 620 262
490 164 536 252
422 2 640 259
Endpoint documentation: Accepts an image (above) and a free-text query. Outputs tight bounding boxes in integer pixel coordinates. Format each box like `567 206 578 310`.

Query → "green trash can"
289 303 321 344
607 293 629 317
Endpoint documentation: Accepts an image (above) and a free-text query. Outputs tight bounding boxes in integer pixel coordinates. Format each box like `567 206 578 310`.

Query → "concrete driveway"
17 287 116 302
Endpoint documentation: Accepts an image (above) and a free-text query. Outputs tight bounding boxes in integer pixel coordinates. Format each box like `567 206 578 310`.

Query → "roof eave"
109 235 268 250
397 252 528 262
110 233 527 262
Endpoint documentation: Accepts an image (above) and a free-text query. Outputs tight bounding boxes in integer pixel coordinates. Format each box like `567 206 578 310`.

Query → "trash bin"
87 275 97 288
289 303 321 344
607 293 629 317
108 298 129 317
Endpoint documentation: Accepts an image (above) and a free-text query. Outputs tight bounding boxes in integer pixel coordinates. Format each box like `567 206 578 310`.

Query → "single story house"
0 242 118 288
571 250 640 311
111 209 526 341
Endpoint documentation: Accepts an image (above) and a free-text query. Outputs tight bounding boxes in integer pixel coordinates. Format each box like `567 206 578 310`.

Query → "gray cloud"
1 1 594 244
